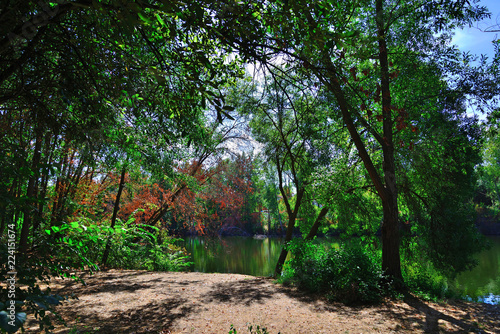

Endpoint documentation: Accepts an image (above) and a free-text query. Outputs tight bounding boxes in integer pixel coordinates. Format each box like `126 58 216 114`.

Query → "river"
182 236 500 304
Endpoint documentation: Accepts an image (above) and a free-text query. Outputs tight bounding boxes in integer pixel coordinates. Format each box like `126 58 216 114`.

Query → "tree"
208 0 492 284
101 167 127 266
0 0 244 256
232 73 334 276
477 110 500 213
0 2 245 330
398 107 484 276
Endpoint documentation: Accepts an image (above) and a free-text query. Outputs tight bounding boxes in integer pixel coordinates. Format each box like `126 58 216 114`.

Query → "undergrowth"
279 239 393 305
280 238 478 304
55 213 193 272
0 213 192 333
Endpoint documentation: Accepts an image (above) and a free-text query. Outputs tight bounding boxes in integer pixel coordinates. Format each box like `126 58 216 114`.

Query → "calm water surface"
454 236 500 304
183 236 284 277
183 236 500 304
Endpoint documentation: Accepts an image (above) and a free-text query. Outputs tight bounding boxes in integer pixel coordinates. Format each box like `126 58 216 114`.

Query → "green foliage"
399 110 485 277
0 214 191 333
1 5 499 332
281 240 391 304
57 214 192 272
477 111 500 213
142 243 193 272
282 239 476 303
0 240 78 333
402 256 457 301
400 235 487 302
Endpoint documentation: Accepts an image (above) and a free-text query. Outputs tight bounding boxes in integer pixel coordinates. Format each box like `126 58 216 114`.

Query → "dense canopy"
1 0 499 332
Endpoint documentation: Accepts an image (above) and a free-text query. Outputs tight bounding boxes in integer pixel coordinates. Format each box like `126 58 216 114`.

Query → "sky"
236 1 500 154
449 0 500 118
452 0 500 59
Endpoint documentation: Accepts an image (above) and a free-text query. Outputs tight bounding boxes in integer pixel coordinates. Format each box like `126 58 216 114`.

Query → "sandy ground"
23 269 500 334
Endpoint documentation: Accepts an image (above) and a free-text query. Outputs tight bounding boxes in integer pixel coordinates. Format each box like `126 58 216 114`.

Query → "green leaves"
0 309 27 333
214 104 236 123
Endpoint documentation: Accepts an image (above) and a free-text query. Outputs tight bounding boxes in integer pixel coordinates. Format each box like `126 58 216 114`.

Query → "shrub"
401 254 459 301
282 239 390 304
0 214 192 333
58 214 192 272
400 237 468 301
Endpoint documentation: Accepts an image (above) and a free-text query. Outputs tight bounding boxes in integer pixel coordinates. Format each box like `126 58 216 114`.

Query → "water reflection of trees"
454 237 500 299
185 237 285 276
184 236 500 300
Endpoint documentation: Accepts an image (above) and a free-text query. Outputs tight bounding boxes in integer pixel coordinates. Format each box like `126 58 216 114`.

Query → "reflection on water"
183 236 500 304
454 236 500 303
183 236 285 277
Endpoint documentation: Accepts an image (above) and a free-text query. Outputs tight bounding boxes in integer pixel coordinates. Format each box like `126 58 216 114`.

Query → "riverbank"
25 270 499 334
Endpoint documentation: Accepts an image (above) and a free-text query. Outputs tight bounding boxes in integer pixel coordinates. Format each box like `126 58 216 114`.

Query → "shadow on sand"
26 271 499 334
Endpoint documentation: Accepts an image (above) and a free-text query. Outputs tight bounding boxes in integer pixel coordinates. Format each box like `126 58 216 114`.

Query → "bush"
0 215 192 333
55 213 192 272
401 246 462 301
281 240 390 304
402 262 453 301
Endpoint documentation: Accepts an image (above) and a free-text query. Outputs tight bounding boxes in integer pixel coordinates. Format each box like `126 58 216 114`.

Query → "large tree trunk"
376 0 403 285
381 146 403 283
381 193 402 282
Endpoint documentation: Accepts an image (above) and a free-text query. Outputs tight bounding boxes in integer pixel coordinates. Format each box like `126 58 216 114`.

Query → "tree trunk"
376 0 403 285
0 179 18 237
273 193 302 277
273 156 304 277
19 128 42 256
381 193 402 282
101 167 126 267
274 205 329 277
380 145 402 283
305 207 329 240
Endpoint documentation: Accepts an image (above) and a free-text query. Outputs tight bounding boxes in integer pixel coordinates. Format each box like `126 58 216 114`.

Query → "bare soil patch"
24 270 499 334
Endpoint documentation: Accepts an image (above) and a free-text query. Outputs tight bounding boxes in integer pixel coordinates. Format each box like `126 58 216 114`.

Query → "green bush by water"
281 238 480 304
402 260 454 301
280 240 391 304
400 243 472 302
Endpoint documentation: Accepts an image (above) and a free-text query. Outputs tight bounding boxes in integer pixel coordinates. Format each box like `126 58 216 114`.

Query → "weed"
229 323 281 334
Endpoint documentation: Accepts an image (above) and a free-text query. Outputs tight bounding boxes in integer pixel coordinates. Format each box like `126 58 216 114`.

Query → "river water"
183 236 500 304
